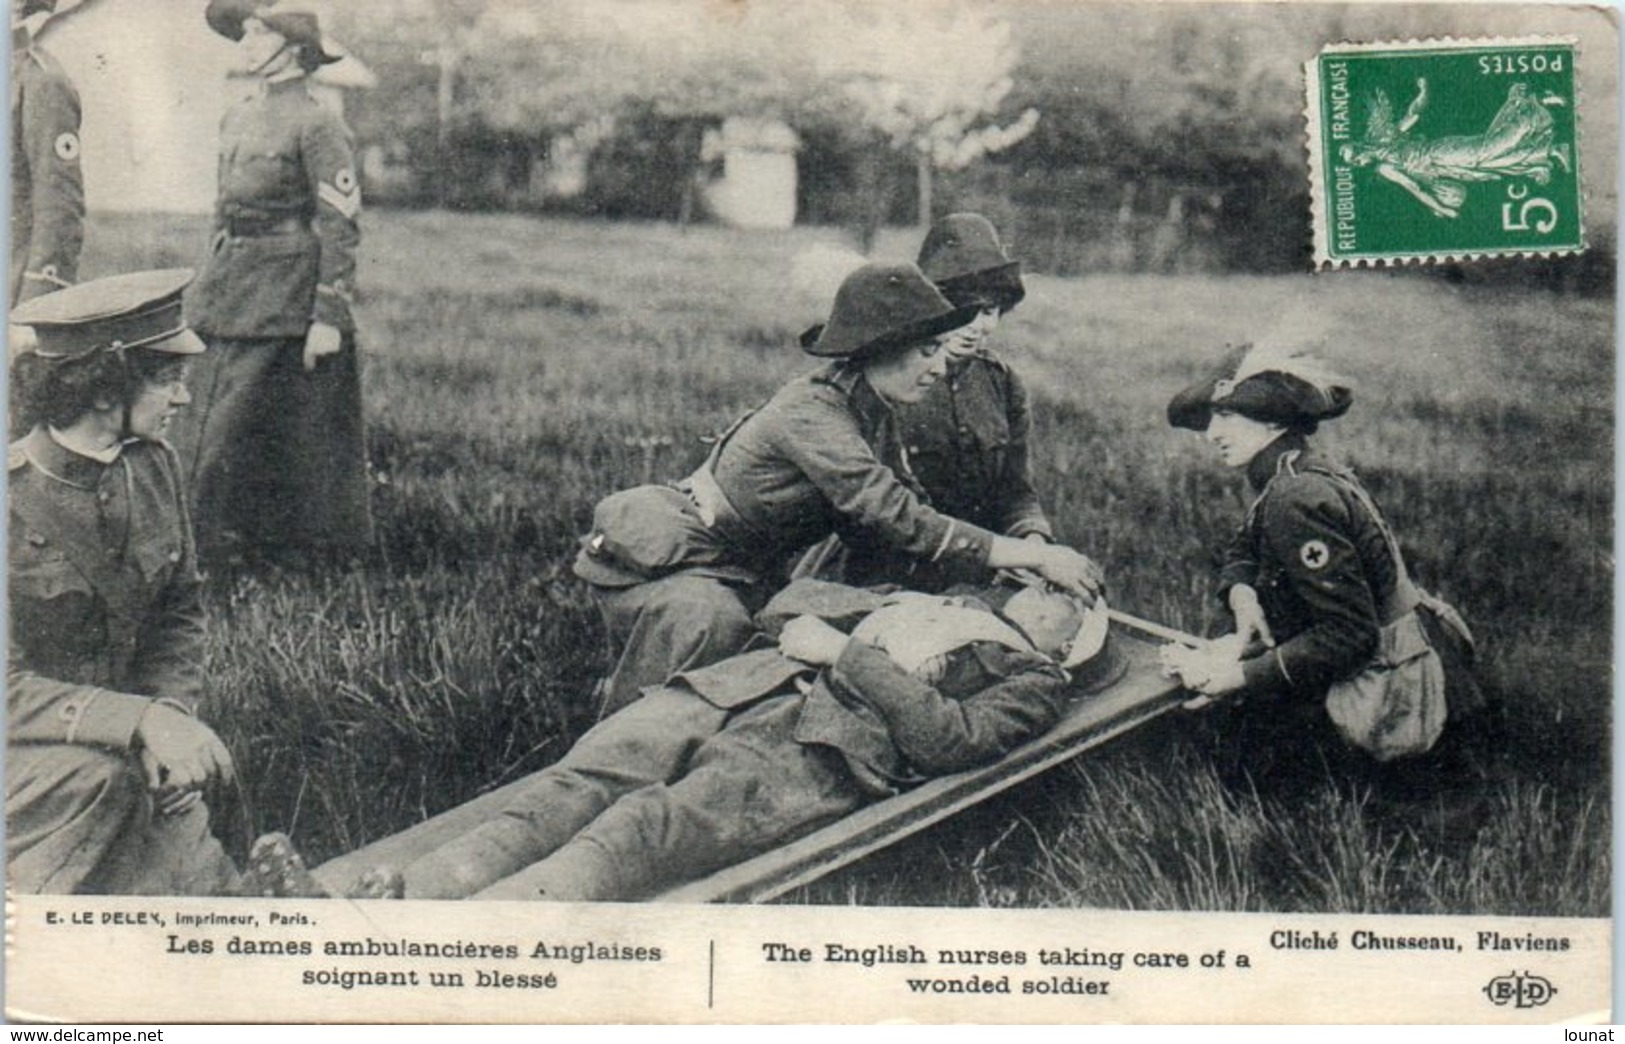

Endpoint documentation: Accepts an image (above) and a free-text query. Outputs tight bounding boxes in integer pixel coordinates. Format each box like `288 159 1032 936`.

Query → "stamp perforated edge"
1305 34 1586 270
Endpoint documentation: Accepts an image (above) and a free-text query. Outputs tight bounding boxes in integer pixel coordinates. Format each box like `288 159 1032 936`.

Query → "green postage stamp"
1307 37 1583 265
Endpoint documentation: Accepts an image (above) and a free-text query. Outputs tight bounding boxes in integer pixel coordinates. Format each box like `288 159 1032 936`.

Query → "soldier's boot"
246 832 327 898
346 866 405 900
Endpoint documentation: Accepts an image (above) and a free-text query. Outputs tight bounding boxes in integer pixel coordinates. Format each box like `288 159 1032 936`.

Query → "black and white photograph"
4 0 1614 1024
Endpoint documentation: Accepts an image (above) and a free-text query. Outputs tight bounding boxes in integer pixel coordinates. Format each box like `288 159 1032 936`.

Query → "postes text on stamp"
1307 37 1582 266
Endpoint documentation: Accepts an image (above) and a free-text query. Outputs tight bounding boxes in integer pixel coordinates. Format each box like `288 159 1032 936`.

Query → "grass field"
77 209 1612 914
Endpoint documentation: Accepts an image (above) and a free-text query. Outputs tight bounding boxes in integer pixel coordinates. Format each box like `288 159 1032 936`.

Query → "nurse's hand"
134 701 236 796
1159 641 1245 697
1227 584 1275 649
1190 658 1246 697
302 321 343 371
1029 544 1105 602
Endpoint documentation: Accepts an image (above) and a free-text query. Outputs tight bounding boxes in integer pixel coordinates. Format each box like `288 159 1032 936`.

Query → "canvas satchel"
1310 469 1451 761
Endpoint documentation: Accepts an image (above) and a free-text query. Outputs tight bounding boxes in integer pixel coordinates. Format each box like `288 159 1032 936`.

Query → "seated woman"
7 269 305 895
318 580 1116 901
1160 341 1488 793
576 262 1105 716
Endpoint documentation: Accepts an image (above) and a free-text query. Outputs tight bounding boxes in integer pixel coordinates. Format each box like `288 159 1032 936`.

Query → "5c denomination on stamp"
1307 37 1583 266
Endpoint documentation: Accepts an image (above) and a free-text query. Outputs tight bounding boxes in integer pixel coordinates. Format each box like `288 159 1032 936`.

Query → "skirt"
170 333 373 564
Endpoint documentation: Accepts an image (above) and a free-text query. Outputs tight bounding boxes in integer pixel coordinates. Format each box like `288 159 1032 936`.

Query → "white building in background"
37 0 372 213
702 117 799 231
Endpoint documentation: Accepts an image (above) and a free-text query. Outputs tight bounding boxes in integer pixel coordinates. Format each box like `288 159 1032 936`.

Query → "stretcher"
312 616 1193 902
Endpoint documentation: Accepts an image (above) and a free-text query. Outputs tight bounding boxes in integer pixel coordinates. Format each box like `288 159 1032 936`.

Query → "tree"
329 0 488 206
332 0 1038 237
786 3 1038 235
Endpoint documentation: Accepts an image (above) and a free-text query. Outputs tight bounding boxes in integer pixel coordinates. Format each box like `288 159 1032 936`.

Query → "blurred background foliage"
326 1 1615 288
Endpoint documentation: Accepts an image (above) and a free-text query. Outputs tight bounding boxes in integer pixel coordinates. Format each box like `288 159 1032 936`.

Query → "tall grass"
72 210 1611 914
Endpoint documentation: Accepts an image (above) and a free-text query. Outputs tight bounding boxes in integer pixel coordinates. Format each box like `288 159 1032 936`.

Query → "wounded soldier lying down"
282 580 1119 901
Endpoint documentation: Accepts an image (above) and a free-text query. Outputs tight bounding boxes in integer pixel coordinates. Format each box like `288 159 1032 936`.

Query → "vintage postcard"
5 0 1615 1026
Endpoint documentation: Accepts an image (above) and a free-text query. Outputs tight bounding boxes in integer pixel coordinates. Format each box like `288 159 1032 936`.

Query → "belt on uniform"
675 465 771 556
224 216 307 238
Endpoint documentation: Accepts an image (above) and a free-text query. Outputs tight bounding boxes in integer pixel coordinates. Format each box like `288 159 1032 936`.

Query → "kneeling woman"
577 262 1105 715
1160 343 1486 787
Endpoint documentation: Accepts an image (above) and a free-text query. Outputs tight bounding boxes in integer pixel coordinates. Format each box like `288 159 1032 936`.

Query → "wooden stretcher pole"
1105 609 1202 648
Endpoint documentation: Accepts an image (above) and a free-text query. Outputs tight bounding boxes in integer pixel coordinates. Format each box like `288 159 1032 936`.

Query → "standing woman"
575 262 1105 716
799 213 1053 589
173 0 371 566
9 0 83 309
8 271 243 894
1160 343 1487 791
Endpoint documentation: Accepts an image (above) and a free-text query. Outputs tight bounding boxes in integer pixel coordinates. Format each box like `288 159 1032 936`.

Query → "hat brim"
804 304 981 361
1220 375 1353 427
1168 370 1354 432
936 261 1026 314
1167 374 1219 432
571 546 648 589
144 329 207 356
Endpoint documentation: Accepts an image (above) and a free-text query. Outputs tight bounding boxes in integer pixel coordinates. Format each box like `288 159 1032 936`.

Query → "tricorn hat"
11 269 206 362
917 213 1026 314
206 0 341 64
1167 342 1353 432
800 262 978 362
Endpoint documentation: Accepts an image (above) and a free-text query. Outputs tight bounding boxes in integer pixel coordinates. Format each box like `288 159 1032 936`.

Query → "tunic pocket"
9 551 105 665
133 537 183 587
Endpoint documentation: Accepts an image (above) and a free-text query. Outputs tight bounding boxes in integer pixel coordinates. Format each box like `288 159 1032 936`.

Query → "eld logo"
1482 972 1557 1008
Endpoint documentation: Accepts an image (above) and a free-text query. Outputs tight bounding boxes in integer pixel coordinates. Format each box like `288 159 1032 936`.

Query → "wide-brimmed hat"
11 269 206 362
917 213 1026 314
206 0 341 63
800 262 978 362
1167 343 1352 432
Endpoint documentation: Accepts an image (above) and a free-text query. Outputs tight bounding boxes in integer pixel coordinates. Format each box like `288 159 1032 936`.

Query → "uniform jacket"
655 579 889 709
708 362 996 570
9 44 84 306
895 351 1052 539
186 77 361 337
796 636 1069 795
8 428 207 751
576 364 998 587
1216 436 1396 699
659 580 1071 796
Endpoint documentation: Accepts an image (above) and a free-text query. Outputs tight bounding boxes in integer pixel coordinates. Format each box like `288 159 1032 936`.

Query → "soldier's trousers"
399 687 733 899
591 574 763 718
474 696 866 902
6 744 241 895
171 334 373 564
